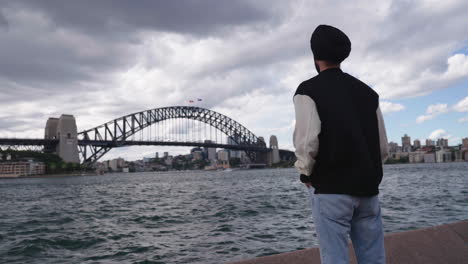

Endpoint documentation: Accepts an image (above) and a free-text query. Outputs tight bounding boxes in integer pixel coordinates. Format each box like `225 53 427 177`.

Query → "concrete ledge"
227 220 468 264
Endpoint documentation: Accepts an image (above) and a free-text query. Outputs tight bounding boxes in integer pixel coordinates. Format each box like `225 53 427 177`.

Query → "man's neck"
315 60 341 73
319 65 340 72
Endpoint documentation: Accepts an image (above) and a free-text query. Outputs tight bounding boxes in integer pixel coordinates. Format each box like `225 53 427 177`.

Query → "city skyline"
0 1 467 161
393 134 466 148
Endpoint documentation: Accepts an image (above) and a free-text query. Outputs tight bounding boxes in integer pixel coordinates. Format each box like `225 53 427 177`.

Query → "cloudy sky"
0 0 467 161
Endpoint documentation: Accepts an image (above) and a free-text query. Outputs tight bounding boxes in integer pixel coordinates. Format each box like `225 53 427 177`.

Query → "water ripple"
0 163 467 263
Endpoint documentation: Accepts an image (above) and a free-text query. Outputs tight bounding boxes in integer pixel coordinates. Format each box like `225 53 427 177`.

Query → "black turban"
310 25 351 63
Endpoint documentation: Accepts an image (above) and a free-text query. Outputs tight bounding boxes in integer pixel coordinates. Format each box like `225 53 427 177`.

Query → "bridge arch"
77 106 267 164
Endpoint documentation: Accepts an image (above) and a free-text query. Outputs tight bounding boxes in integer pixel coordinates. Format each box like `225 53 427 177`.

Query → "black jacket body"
294 68 383 196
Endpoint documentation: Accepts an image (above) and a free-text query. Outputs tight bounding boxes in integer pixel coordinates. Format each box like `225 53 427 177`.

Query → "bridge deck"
0 138 270 152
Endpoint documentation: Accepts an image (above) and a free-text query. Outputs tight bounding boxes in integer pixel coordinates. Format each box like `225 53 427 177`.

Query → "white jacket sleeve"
376 106 389 163
293 95 321 176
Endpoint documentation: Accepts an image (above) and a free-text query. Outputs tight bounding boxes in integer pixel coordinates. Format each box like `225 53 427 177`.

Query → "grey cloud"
1 0 467 151
0 119 25 130
0 0 292 103
0 9 7 28
0 7 137 100
368 1 468 63
4 0 282 37
0 33 132 86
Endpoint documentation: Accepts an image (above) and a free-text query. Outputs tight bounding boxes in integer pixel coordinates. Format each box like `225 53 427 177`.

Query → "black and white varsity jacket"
293 68 389 197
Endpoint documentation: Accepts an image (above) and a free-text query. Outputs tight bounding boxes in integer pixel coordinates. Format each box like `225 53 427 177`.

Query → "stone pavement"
227 220 468 264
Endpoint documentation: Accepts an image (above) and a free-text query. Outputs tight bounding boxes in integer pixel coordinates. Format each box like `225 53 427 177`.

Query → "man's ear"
314 61 321 74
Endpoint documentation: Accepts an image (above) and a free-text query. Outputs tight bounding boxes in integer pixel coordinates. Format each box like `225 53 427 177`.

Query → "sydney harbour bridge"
0 106 294 166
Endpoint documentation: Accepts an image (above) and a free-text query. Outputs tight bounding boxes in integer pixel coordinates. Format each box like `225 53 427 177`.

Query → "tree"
229 157 241 167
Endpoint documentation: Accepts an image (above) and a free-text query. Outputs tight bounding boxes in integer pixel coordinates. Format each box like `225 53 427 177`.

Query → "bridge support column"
44 117 59 153
267 135 280 166
45 114 80 163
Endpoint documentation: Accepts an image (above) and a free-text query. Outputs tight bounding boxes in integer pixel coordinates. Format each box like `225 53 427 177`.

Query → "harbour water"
1 163 467 264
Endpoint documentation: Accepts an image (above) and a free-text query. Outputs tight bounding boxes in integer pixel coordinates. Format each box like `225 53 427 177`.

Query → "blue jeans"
307 187 385 264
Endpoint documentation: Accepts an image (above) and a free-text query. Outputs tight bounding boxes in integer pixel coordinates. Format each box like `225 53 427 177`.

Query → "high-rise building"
436 138 448 148
413 139 421 149
388 142 399 153
227 134 242 158
155 152 159 159
462 138 468 149
164 152 169 158
203 140 216 160
425 139 435 147
401 134 411 152
388 142 401 153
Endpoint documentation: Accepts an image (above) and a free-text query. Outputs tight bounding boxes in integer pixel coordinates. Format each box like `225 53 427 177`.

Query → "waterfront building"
401 134 411 152
409 151 425 163
164 156 173 166
109 158 125 171
95 161 108 173
191 147 204 160
444 152 452 162
394 152 409 159
413 139 421 149
464 151 468 161
0 162 45 177
192 151 203 160
164 152 169 158
426 139 435 147
436 150 451 163
217 149 229 162
436 151 444 162
454 150 463 162
388 142 399 153
155 152 159 159
117 158 125 167
108 159 117 171
423 153 436 163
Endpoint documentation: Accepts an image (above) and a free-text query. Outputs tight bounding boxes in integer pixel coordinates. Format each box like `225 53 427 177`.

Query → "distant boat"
204 166 217 171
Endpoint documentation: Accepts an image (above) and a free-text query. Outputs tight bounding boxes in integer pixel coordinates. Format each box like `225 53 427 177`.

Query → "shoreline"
0 172 98 179
1 162 465 179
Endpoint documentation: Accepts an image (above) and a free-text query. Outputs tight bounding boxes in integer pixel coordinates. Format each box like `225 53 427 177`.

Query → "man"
293 25 389 264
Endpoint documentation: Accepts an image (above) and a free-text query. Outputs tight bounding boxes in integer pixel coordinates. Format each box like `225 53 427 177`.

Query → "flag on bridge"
197 98 202 101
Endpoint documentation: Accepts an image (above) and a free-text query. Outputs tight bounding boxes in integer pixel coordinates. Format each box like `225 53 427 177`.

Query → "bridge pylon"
44 114 80 163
